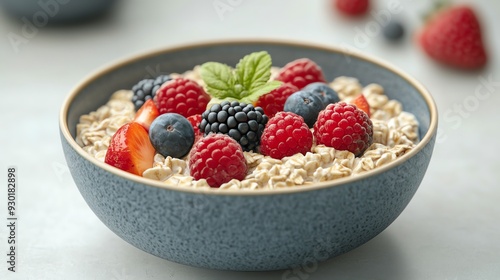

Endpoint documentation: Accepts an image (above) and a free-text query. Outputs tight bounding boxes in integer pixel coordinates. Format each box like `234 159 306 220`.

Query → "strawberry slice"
104 122 156 176
133 99 160 131
352 94 370 117
418 5 487 69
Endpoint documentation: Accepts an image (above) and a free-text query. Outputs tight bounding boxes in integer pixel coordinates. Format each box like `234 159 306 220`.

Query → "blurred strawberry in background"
417 4 488 69
334 0 370 16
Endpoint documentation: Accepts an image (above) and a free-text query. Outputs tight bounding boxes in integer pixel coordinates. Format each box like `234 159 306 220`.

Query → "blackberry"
199 101 268 152
131 75 171 111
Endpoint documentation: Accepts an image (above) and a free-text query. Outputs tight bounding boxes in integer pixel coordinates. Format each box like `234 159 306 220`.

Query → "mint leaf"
235 51 272 91
199 62 235 99
241 81 282 104
199 51 280 103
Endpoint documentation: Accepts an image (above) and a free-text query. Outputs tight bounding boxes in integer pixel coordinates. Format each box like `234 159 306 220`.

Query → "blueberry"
149 113 194 158
304 82 340 105
284 91 324 128
383 20 405 41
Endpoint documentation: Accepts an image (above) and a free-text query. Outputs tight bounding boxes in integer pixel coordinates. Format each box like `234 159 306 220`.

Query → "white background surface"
1 0 499 279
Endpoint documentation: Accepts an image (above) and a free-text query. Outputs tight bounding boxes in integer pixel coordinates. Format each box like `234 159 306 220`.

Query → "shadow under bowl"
59 40 438 271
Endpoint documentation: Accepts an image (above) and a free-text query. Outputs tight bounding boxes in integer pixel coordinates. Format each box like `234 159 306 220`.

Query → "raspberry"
255 83 299 118
131 75 171 111
313 102 373 156
154 78 211 118
260 112 313 159
199 101 268 152
275 58 326 89
189 134 247 188
186 114 203 143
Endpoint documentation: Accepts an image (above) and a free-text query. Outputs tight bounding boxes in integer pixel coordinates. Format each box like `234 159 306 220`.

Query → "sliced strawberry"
351 94 370 117
133 99 160 131
104 122 156 176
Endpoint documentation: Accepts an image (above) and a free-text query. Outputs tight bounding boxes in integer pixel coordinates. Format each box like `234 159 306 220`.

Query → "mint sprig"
200 51 282 104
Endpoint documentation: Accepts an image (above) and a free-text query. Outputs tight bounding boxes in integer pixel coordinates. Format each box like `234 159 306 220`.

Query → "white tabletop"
1 0 499 279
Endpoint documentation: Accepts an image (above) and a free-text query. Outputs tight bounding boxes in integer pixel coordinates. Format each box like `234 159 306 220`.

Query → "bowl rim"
59 39 438 196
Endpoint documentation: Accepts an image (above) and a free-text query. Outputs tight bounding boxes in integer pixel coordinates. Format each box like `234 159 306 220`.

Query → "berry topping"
189 134 247 188
260 112 313 159
334 0 369 16
303 82 340 105
351 94 371 117
149 113 195 159
275 58 326 89
154 78 211 118
199 101 268 152
104 122 155 176
284 90 324 128
131 75 171 111
314 102 373 156
255 83 299 118
418 5 487 69
186 114 204 143
383 20 405 41
133 99 160 131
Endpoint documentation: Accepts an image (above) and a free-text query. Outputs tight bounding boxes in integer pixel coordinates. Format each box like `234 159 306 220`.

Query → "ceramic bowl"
59 40 437 271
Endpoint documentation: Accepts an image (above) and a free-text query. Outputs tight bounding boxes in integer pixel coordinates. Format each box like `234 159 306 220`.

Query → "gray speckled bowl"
59 40 437 271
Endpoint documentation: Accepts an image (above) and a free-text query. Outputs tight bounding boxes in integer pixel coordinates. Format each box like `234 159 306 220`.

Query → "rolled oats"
76 90 135 154
329 76 363 100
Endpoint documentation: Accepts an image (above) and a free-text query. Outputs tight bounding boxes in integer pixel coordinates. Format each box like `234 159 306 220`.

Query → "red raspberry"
275 58 326 89
334 0 369 16
187 114 203 143
255 83 299 118
189 134 247 188
154 78 210 118
313 102 373 156
260 112 313 159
